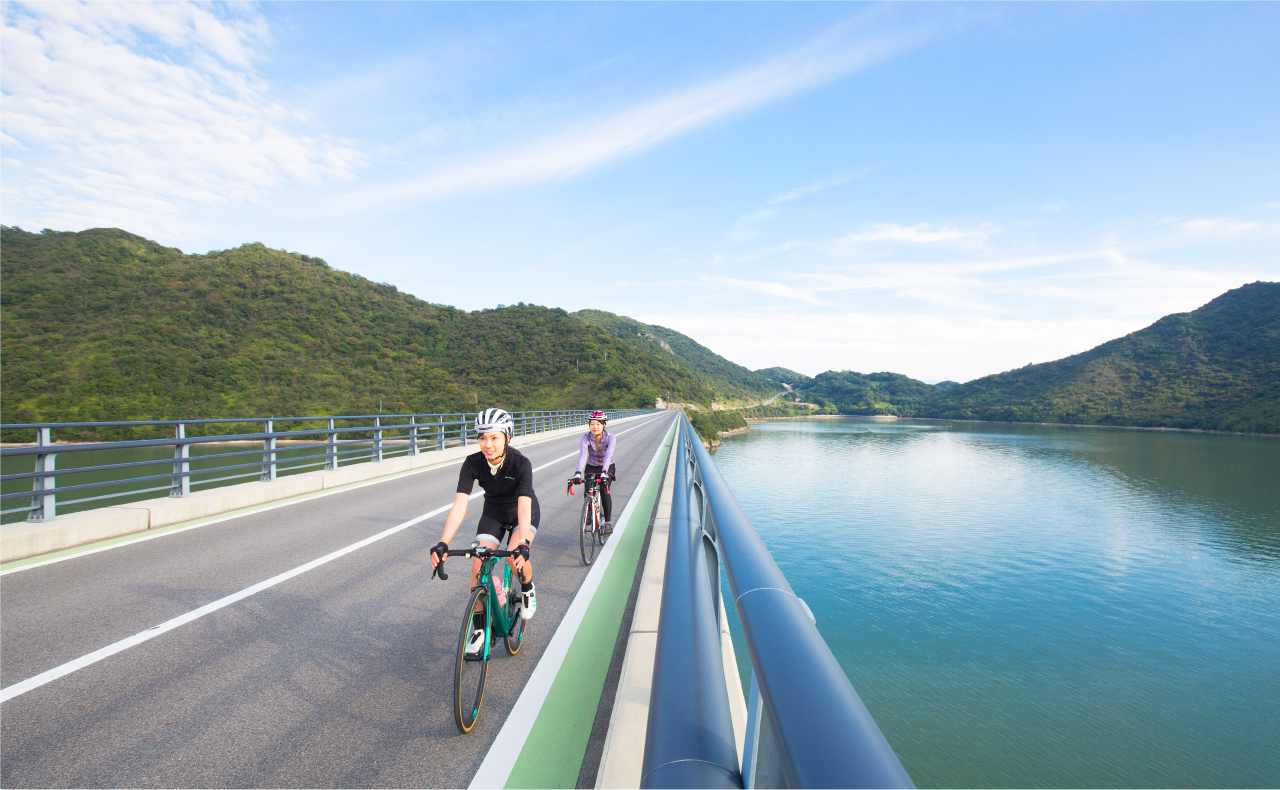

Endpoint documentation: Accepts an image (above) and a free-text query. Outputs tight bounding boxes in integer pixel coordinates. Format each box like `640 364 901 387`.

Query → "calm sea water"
712 418 1279 789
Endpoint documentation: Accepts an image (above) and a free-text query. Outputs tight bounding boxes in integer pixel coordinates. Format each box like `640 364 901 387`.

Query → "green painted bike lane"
502 420 675 789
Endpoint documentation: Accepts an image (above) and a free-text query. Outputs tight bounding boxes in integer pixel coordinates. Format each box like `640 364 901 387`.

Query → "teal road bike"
432 544 526 734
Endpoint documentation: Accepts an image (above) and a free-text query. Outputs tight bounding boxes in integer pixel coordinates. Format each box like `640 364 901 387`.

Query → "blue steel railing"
642 415 913 789
0 409 654 522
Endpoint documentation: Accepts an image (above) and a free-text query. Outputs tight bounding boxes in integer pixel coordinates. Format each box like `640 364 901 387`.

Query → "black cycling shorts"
476 506 540 547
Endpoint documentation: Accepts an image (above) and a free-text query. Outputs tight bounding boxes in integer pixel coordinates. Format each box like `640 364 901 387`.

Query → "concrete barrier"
1 414 651 564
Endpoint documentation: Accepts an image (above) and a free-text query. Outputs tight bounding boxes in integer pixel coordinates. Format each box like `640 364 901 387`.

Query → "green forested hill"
928 281 1280 432
572 309 776 402
800 370 941 417
755 367 812 387
784 282 1280 433
1 226 713 427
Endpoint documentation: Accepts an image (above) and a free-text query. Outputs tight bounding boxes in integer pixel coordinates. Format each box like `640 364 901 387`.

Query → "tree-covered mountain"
928 281 1280 433
4 226 1274 436
572 309 776 402
0 226 714 430
755 367 812 387
799 370 941 417
784 282 1280 433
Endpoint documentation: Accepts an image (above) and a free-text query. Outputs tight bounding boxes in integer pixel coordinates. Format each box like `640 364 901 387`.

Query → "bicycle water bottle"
493 568 508 606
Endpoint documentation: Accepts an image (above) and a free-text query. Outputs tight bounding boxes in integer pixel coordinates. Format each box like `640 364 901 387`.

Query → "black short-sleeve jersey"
456 446 536 512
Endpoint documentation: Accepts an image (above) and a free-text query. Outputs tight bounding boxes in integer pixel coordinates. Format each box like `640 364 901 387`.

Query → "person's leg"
601 462 616 523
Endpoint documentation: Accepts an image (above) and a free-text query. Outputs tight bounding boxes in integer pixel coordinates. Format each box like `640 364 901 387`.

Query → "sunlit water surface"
712 418 1279 789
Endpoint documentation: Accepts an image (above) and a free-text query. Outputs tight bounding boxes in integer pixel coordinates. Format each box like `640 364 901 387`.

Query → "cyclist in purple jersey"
571 410 617 535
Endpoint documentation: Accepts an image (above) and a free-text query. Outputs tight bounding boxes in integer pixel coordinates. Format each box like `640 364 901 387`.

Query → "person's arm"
600 432 617 471
431 493 471 566
574 433 589 476
432 462 476 568
514 495 533 570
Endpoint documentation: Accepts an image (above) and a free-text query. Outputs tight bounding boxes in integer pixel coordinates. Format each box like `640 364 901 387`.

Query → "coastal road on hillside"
0 412 677 788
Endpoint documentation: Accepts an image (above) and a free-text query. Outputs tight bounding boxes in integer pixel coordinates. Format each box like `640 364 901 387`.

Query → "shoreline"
745 414 1280 438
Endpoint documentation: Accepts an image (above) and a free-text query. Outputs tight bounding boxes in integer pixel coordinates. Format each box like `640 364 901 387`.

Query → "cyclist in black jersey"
430 408 539 623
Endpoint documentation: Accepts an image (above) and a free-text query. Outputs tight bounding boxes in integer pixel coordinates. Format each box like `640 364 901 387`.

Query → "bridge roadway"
0 411 678 788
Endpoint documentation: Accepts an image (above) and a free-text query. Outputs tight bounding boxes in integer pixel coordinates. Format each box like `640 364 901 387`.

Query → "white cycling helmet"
475 408 514 438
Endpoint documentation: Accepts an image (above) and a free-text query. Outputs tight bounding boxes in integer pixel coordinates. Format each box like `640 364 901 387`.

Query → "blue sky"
3 2 1277 382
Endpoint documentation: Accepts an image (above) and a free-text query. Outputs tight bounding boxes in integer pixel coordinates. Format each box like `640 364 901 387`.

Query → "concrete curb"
1 415 649 564
595 430 748 788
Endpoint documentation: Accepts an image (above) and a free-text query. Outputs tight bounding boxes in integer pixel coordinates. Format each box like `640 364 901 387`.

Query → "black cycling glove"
512 543 530 562
431 541 449 559
572 473 583 485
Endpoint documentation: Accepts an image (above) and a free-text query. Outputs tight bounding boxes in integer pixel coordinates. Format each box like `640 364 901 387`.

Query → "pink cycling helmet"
589 410 608 422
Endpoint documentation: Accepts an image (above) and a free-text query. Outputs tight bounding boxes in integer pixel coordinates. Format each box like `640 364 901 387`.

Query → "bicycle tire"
453 585 489 734
580 493 598 565
505 566 525 655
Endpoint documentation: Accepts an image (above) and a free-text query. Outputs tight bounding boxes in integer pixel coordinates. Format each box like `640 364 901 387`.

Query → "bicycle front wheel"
453 585 489 734
580 494 598 565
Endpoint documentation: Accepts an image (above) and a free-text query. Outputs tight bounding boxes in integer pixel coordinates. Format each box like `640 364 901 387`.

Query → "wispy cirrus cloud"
699 275 832 306
347 17 928 208
836 221 1000 248
728 166 877 241
1173 216 1273 241
1 1 363 236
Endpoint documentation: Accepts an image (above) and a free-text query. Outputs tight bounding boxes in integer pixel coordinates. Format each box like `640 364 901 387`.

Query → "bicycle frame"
433 546 522 659
474 555 520 661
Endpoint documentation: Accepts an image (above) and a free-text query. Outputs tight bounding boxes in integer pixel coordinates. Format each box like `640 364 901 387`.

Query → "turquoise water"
712 418 1280 789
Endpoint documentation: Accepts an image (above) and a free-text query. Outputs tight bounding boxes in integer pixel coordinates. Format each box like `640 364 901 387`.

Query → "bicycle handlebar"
567 472 612 496
432 546 519 581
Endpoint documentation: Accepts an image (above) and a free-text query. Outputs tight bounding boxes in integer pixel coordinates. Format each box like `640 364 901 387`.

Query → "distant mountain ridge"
787 282 1279 433
927 281 1280 433
0 226 715 429
572 309 776 402
755 367 812 387
3 226 1274 435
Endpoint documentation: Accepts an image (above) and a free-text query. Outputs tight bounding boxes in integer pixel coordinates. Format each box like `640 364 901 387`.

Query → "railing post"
326 419 337 470
27 427 56 522
261 420 277 481
409 415 419 456
437 414 445 451
461 414 468 448
170 423 190 497
373 416 383 462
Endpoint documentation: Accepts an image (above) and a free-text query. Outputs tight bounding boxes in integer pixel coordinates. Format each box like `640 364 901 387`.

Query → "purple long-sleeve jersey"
575 430 616 473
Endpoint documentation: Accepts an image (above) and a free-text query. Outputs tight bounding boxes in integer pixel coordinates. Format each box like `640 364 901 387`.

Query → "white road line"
0 414 669 703
1 415 663 577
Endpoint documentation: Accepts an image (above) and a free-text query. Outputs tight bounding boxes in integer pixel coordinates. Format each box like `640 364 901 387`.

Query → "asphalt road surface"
1 412 677 788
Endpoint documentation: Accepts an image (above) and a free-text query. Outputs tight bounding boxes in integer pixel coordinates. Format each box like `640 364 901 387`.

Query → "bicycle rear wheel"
505 567 525 655
453 585 489 734
596 498 608 545
580 494 598 565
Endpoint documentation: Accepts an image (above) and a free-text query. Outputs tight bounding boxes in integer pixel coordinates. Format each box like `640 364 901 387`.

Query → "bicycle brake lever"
433 562 448 581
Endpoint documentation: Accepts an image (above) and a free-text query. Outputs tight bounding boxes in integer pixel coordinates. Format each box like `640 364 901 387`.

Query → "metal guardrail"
1 409 655 522
642 416 913 789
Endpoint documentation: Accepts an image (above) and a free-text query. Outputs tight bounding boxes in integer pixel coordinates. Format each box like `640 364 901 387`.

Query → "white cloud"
1042 200 1067 211
699 275 832 306
767 166 877 206
836 221 999 248
728 166 877 241
0 1 363 236
344 17 926 208
1176 217 1271 240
